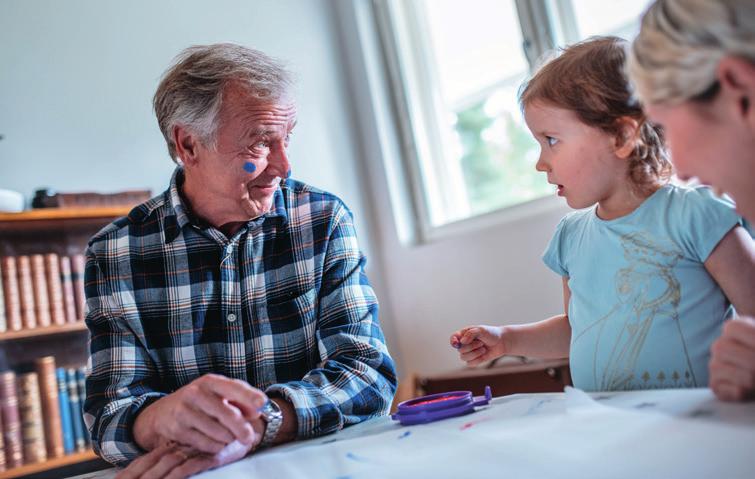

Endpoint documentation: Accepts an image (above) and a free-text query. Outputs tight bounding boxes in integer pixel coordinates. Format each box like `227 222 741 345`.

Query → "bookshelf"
0 207 129 478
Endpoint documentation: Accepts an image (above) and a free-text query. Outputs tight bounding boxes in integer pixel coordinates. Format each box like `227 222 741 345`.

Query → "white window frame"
372 0 570 243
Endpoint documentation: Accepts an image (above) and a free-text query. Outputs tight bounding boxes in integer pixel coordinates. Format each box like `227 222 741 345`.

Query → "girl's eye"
546 136 558 147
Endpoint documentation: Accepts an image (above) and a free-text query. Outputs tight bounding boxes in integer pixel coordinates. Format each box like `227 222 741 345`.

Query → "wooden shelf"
0 450 98 479
0 207 131 222
0 323 88 342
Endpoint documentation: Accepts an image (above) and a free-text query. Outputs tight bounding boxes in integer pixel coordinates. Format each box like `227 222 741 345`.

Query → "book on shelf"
71 254 87 321
76 366 90 445
0 260 5 334
66 368 86 452
0 253 89 335
0 399 5 472
0 364 88 471
0 370 23 469
56 367 75 454
35 356 65 459
45 253 67 326
30 254 52 328
17 256 38 330
59 255 78 324
17 371 47 464
1 257 22 332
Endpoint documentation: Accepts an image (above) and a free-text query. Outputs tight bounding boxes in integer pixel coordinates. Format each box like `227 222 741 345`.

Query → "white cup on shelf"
0 188 25 212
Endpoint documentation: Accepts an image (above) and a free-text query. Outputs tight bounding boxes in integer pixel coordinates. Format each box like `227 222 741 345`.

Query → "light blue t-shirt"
543 185 743 391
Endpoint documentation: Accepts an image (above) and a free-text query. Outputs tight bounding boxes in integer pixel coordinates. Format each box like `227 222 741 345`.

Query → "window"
375 0 654 237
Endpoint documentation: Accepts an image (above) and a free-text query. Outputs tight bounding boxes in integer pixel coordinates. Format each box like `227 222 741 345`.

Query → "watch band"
260 399 284 447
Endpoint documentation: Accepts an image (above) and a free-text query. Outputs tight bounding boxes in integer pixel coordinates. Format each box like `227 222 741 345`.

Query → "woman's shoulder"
660 183 735 207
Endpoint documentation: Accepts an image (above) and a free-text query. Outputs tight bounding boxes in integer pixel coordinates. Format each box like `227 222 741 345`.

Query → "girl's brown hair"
520 36 672 195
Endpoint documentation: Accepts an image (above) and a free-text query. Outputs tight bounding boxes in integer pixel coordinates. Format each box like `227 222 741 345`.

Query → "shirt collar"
163 167 289 244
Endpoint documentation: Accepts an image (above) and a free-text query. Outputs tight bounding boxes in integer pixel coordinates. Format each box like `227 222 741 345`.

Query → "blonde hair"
628 0 755 105
520 37 672 195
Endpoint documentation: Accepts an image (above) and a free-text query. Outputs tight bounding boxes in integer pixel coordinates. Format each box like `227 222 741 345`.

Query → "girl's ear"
613 117 640 159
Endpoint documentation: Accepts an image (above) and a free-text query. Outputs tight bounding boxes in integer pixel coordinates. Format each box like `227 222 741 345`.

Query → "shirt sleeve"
677 187 744 262
83 247 166 467
542 215 570 277
265 202 398 439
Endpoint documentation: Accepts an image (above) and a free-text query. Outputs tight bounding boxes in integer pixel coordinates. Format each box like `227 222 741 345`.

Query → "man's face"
186 83 297 222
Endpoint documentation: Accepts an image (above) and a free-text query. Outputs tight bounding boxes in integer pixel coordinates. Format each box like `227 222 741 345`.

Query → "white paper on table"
196 389 755 479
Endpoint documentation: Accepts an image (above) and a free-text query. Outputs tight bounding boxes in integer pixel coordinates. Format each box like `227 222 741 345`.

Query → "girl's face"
524 101 629 212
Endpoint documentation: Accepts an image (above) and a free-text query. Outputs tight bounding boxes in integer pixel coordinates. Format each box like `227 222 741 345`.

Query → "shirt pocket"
254 287 320 375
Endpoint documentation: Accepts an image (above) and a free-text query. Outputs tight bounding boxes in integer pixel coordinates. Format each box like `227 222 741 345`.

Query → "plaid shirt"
83 169 397 466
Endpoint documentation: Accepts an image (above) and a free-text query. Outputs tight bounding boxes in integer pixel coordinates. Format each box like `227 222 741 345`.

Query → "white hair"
627 0 755 105
153 43 295 163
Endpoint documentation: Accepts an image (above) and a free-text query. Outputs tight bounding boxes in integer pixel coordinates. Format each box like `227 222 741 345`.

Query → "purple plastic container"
391 386 493 425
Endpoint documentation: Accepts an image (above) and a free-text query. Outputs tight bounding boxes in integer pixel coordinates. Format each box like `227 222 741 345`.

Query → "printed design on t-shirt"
572 231 696 390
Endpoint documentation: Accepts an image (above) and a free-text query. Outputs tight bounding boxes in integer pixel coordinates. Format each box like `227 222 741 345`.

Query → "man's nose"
268 142 291 177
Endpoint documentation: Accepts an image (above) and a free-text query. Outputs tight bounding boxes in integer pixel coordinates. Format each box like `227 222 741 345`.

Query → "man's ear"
172 125 201 166
613 117 640 160
717 55 755 132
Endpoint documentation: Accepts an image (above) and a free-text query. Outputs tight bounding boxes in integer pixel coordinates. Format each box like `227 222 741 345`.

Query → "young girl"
450 37 755 391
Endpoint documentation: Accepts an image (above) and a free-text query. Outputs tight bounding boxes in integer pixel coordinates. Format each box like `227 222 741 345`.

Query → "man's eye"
252 141 268 150
546 136 558 147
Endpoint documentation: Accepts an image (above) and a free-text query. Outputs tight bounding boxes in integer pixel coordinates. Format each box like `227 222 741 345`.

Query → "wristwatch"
259 399 284 447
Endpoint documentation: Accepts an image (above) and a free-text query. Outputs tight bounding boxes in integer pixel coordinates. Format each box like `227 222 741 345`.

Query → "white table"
72 388 755 479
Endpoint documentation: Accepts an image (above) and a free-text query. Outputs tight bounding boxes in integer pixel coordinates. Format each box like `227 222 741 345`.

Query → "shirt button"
227 313 237 322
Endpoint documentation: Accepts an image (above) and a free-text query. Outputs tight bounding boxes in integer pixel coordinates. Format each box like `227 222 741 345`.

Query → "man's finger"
141 447 193 479
179 428 227 454
190 393 252 443
164 455 219 479
115 444 174 479
198 375 266 416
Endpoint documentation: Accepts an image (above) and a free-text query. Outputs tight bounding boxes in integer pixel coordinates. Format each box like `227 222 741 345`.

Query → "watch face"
260 399 282 421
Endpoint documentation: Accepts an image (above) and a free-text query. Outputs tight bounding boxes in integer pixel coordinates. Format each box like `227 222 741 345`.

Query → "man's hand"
115 437 258 479
133 374 267 453
710 316 755 401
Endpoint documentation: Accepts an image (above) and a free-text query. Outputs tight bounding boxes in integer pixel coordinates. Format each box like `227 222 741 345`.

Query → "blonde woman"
628 0 755 401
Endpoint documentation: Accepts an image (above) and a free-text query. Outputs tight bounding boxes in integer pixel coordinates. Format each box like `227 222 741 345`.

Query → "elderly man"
83 43 397 477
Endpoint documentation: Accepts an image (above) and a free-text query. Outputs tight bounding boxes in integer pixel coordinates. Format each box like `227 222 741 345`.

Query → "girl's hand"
449 326 507 367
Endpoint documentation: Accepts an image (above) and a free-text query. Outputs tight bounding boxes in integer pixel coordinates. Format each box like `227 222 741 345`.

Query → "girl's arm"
505 277 572 358
451 277 572 366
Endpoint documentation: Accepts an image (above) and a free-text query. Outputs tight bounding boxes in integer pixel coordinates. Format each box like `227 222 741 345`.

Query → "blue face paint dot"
243 162 257 173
